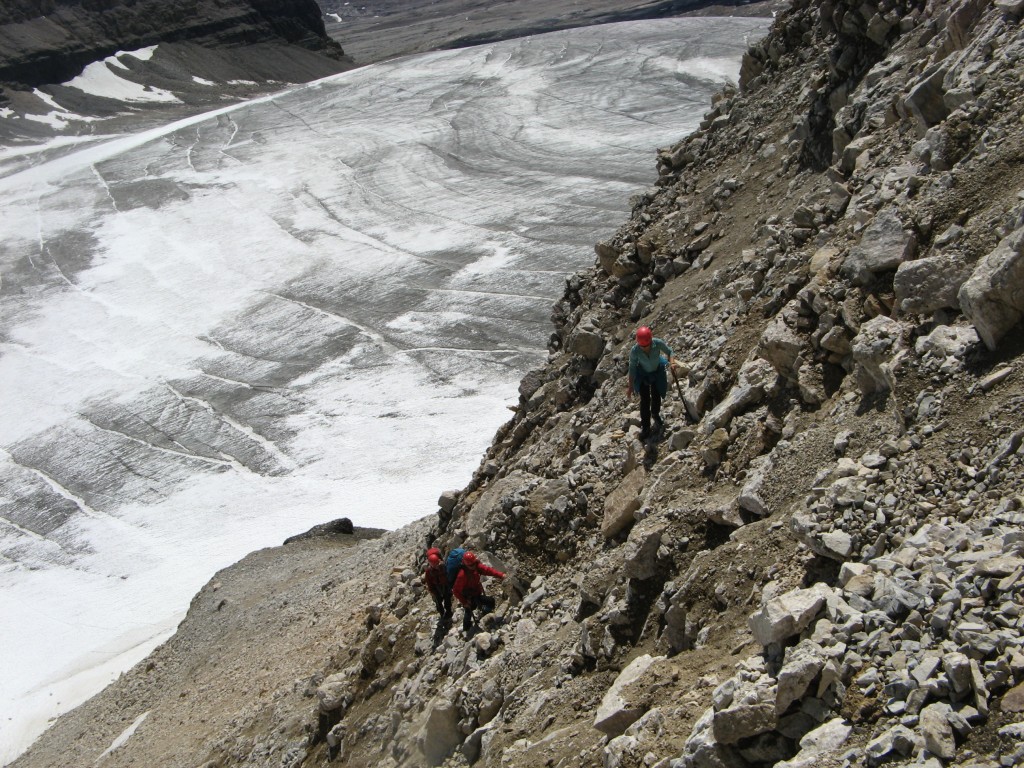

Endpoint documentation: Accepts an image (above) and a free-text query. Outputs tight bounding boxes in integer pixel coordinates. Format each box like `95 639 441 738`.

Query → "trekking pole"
672 364 685 402
672 364 689 422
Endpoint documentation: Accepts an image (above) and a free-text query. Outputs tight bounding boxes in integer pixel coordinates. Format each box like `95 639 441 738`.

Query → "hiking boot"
639 427 650 440
654 415 664 431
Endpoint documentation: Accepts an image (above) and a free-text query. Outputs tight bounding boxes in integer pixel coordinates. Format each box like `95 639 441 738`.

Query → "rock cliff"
0 0 347 94
12 1 1024 768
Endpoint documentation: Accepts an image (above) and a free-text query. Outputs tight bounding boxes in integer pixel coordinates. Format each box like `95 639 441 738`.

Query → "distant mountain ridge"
0 0 347 93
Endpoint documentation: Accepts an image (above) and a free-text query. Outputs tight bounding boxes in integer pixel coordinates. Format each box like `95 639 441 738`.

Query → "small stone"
979 367 1012 391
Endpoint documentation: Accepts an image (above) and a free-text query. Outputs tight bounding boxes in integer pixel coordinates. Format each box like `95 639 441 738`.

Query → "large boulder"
749 584 832 647
893 253 971 314
417 692 463 766
902 64 950 135
851 315 906 395
841 209 918 285
601 467 647 538
702 358 778 434
594 654 663 736
958 227 1024 350
758 315 804 378
567 327 606 360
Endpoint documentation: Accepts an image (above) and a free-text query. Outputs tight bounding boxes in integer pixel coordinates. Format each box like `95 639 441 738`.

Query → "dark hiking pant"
635 364 668 434
462 594 496 632
433 589 452 619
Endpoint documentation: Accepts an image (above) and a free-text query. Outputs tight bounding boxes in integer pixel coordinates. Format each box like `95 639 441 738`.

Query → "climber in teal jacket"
627 326 674 440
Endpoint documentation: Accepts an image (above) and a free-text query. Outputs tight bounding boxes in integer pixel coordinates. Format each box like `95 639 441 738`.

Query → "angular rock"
865 725 921 765
677 707 746 768
903 65 950 135
601 467 647 539
819 326 851 356
438 490 460 514
418 693 462 766
894 253 970 314
852 315 906 395
749 584 831 646
758 315 804 378
914 324 979 359
594 654 662 736
567 328 606 360
842 209 918 285
958 227 1024 350
920 702 955 760
703 358 777 434
776 640 826 715
596 241 621 275
712 701 777 744
702 428 731 468
621 521 665 580
775 718 853 768
737 454 773 517
996 0 1024 15
1002 682 1024 714
316 673 354 713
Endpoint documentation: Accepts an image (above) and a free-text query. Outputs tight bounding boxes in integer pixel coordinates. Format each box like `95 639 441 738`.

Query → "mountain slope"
0 0 346 90
11 1 1024 768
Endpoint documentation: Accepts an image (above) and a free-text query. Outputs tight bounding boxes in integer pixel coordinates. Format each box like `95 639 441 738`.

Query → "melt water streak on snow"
0 17 768 764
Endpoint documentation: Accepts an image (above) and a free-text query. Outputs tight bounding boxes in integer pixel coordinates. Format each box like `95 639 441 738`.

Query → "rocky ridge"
0 0 352 148
0 0 346 89
12 1 1024 768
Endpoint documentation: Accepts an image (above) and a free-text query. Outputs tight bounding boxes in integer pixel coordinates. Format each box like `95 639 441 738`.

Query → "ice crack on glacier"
162 382 297 472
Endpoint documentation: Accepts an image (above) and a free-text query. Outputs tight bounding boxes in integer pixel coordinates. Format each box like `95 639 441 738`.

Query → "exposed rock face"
0 0 346 91
13 1 1024 768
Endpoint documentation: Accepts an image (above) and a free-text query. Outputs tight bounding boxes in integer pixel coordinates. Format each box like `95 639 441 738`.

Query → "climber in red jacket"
422 547 451 623
452 551 505 634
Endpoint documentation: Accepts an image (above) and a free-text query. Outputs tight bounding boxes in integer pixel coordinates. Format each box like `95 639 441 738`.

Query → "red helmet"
636 326 653 346
462 552 478 568
426 547 441 565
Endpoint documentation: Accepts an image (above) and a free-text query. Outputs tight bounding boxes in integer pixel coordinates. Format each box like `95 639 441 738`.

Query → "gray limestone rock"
914 324 979 360
567 328 606 360
596 242 621 275
903 65 950 136
775 718 853 768
920 702 956 760
958 227 1024 350
676 707 746 768
417 693 463 766
749 584 831 647
438 490 460 514
594 654 662 736
713 698 778 744
758 315 804 378
842 209 918 286
622 521 666 580
316 672 355 713
601 467 647 539
737 454 773 517
703 359 777 435
894 253 971 314
776 640 826 715
852 315 906 395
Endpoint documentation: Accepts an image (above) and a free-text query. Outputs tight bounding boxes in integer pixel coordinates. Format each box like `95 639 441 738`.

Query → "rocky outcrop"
0 0 347 92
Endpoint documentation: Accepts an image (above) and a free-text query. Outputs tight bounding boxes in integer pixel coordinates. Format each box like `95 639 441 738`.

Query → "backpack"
445 547 466 585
